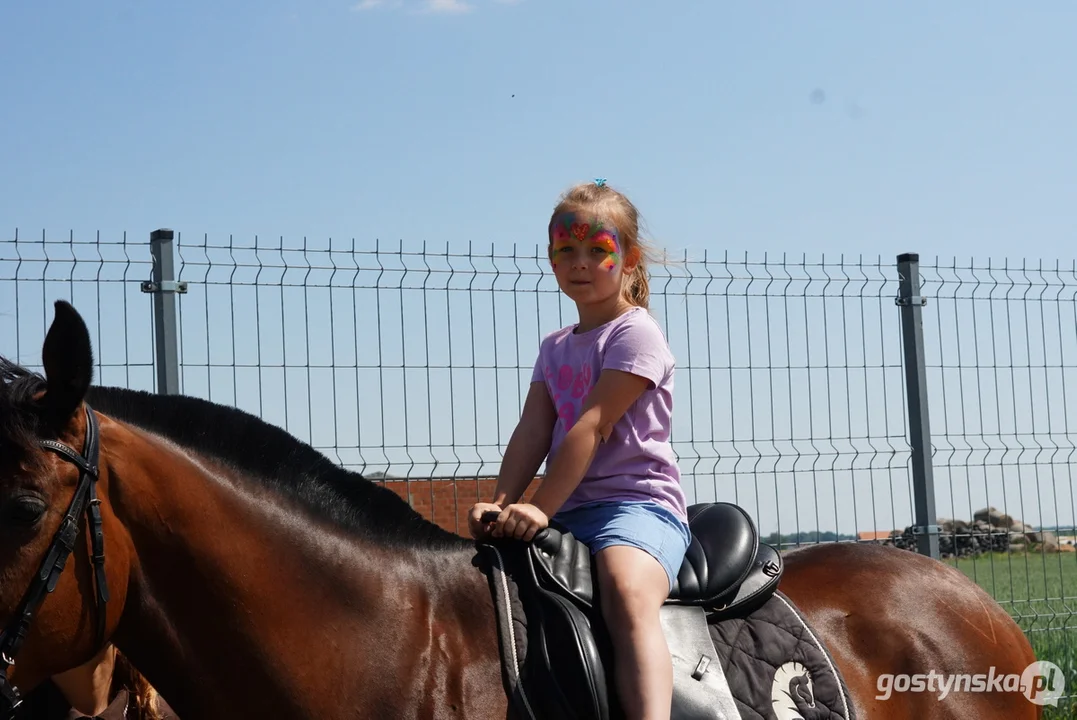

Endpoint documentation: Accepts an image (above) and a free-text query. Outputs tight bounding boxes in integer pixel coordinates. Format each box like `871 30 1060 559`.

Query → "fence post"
896 253 939 559
141 229 186 395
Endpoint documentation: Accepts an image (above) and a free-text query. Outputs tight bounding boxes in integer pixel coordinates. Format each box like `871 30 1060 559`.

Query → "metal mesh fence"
164 233 918 548
3 228 1076 689
918 258 1077 664
0 229 157 390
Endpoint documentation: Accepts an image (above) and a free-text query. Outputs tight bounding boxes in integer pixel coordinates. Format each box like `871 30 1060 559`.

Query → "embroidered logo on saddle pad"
771 661 815 719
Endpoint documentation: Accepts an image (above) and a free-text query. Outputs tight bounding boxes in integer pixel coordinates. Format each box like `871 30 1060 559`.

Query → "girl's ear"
622 246 641 275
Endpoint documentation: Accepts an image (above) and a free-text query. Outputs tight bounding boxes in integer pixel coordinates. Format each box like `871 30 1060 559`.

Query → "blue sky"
2 1 1075 261
2 2 1076 537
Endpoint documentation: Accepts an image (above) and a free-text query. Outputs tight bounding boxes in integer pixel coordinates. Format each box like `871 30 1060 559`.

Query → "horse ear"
40 300 94 424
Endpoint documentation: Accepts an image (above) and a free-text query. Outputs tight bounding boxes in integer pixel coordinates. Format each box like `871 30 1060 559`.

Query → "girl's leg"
595 545 674 720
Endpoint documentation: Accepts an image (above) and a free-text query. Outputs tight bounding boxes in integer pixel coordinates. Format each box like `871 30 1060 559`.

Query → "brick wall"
380 477 541 536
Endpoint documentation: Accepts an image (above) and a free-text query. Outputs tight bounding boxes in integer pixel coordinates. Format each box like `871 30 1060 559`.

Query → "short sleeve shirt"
531 306 687 521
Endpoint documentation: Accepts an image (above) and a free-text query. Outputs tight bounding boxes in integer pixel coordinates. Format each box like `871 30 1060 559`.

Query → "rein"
0 405 109 718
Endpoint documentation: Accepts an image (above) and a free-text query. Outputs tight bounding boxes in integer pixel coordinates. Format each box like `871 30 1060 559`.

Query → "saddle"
477 502 784 720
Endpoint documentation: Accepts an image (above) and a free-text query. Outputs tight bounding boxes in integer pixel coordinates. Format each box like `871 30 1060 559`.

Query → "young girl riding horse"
469 180 689 720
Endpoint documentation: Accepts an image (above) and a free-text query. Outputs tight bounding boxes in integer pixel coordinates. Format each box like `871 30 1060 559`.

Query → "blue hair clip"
594 178 607 187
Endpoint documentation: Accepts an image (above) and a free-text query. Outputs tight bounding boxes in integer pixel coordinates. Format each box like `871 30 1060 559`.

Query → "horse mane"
87 385 473 549
0 358 49 456
0 356 467 550
85 384 471 550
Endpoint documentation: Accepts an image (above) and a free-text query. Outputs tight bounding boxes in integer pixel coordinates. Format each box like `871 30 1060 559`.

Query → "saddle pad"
707 591 856 720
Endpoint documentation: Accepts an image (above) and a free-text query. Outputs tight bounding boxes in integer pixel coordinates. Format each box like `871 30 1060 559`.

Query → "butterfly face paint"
549 213 622 272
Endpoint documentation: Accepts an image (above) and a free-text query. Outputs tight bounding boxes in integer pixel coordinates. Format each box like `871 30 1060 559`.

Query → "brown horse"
0 301 1043 719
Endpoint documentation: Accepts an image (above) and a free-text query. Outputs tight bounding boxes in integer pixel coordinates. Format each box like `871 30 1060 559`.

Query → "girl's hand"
468 502 503 539
492 503 549 542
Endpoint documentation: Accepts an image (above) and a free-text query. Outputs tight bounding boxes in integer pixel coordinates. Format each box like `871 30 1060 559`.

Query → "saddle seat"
531 502 780 611
480 501 784 720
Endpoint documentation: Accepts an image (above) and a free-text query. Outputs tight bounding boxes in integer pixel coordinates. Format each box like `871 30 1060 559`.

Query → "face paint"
549 212 622 272
570 221 592 242
550 219 573 269
590 228 620 271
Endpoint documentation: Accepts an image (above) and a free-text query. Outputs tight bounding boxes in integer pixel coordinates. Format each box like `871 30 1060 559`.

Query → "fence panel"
158 235 916 545
0 229 157 392
917 257 1077 687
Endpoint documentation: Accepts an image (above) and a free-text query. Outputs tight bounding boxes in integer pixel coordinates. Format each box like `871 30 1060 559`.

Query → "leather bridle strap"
0 405 108 718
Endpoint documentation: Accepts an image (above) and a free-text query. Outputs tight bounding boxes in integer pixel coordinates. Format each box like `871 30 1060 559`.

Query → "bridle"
0 405 109 718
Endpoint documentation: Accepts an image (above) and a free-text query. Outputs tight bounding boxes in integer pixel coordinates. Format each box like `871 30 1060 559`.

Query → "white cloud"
353 0 405 10
418 0 474 14
353 0 503 14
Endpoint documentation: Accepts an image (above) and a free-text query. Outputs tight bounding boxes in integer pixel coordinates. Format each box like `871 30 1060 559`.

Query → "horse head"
0 301 130 715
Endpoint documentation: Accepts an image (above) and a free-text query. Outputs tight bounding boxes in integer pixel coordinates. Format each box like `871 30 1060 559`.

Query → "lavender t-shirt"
530 306 687 522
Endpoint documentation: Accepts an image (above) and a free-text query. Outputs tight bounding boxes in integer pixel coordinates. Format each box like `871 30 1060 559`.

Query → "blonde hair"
548 181 663 309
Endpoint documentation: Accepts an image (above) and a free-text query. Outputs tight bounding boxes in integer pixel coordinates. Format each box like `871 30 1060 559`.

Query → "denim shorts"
552 500 692 592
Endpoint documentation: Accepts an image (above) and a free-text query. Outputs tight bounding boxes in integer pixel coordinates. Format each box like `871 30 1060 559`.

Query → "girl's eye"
591 246 607 254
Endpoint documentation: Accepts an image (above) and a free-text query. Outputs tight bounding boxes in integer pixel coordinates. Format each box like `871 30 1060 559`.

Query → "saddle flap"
478 541 610 720
669 503 758 606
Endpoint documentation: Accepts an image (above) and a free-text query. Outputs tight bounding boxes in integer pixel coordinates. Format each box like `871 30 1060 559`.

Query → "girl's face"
548 211 630 305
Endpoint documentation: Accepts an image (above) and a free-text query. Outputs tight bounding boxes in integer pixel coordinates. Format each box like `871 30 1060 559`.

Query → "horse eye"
6 498 46 526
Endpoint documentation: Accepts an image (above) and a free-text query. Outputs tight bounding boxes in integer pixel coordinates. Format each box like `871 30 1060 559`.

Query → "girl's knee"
598 555 667 627
599 590 663 633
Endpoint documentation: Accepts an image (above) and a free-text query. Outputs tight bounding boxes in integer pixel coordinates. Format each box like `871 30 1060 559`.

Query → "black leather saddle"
478 501 783 720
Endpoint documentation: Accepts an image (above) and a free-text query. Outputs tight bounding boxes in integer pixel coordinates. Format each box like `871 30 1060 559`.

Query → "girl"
469 180 689 720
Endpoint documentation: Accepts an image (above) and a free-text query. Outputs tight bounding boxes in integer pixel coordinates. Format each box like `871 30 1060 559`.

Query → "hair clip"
594 178 607 187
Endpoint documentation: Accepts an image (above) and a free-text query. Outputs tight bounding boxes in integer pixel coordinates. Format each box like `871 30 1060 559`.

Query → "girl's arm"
469 381 556 539
490 381 558 506
529 368 649 517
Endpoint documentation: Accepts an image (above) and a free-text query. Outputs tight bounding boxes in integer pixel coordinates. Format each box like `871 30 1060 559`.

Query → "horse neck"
98 417 501 719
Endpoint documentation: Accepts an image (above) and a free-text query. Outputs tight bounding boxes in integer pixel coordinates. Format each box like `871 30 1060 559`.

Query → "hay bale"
1010 521 1034 536
1028 530 1059 552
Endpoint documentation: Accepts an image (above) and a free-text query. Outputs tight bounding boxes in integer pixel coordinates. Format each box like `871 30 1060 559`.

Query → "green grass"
950 552 1077 719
